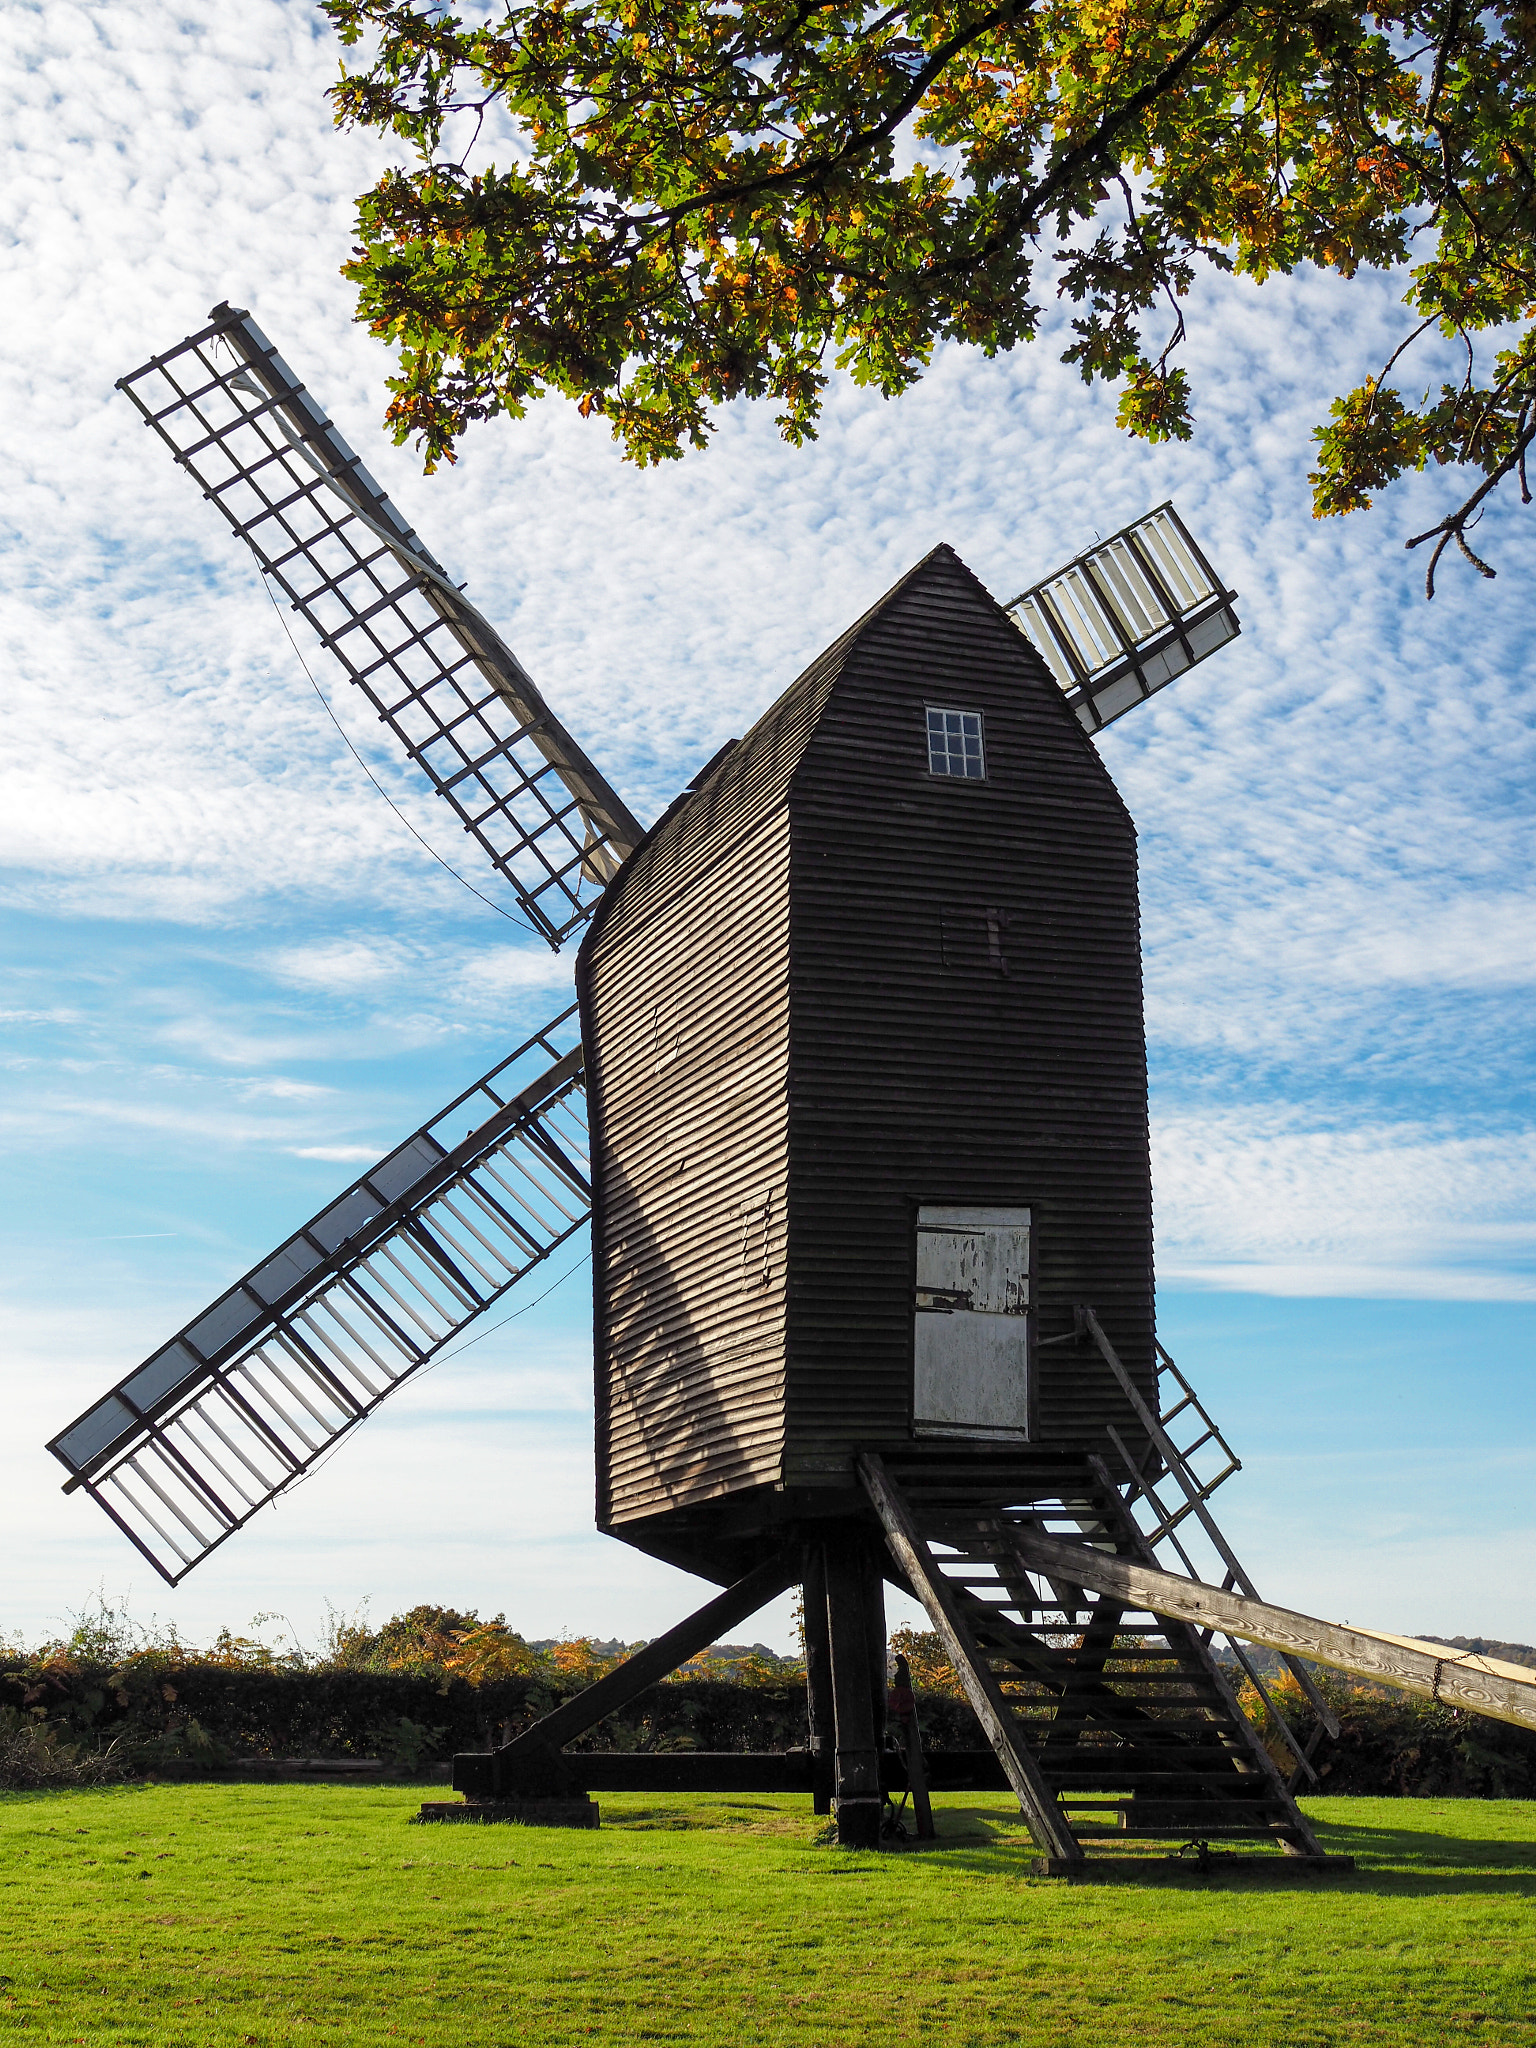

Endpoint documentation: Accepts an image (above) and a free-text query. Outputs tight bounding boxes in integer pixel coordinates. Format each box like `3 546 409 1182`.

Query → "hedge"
5 1652 1534 1796
0 1652 983 1777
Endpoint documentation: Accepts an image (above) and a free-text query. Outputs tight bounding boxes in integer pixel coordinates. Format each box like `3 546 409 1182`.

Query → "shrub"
0 1707 123 1791
1236 1667 1536 1797
369 1715 449 1774
890 1628 964 1697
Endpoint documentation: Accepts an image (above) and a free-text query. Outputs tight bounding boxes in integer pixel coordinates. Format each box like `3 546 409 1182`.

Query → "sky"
2 0 1534 1660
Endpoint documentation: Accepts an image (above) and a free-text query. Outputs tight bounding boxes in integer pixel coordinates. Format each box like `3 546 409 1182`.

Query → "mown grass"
1 1786 1533 2046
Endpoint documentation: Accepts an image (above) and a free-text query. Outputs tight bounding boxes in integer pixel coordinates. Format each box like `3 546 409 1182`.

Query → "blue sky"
3 0 1534 1657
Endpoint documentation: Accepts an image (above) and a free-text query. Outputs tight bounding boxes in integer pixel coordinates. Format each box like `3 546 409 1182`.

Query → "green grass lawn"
2 1786 1534 2046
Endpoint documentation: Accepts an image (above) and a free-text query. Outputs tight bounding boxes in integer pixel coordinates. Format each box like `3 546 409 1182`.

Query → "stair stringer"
865 1445 1327 1859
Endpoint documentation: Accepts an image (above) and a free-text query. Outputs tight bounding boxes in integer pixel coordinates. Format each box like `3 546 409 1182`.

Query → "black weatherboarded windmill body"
51 305 1536 1869
579 546 1156 1568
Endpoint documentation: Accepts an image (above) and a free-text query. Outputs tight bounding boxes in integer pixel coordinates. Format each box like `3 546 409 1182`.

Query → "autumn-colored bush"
324 1604 553 1681
890 1628 964 1697
1237 1667 1536 1799
0 1597 822 1777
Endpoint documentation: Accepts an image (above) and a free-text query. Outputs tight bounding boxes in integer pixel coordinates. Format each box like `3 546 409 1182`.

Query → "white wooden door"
913 1205 1031 1437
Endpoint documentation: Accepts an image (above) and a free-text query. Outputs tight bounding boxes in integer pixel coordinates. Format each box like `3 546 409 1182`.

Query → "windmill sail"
1007 503 1239 736
48 1008 591 1585
118 306 642 946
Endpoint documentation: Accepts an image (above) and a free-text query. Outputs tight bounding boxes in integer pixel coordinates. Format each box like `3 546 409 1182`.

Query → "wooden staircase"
861 1445 1339 1866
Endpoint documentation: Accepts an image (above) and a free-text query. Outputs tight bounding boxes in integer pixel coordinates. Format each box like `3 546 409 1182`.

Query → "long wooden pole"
1008 1527 1536 1733
802 1544 836 1816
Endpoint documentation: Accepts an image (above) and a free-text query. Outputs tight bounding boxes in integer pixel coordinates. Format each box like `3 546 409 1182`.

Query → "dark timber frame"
578 545 1159 1582
445 1540 895 1848
438 1416 1359 1865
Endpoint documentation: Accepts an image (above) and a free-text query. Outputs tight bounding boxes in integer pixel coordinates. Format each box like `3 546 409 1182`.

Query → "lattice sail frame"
63 305 1251 1583
118 305 641 947
1007 504 1240 737
48 1011 591 1585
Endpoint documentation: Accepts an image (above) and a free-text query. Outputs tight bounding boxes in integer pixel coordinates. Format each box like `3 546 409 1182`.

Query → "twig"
1405 408 1536 595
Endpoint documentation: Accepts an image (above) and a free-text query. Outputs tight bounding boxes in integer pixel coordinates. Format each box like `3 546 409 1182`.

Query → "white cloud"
1152 1111 1536 1294
263 934 575 1005
3 0 1535 1644
1164 1261 1536 1302
457 947 583 998
288 1143 384 1163
0 1087 320 1149
150 1007 441 1070
267 939 415 993
236 1076 333 1101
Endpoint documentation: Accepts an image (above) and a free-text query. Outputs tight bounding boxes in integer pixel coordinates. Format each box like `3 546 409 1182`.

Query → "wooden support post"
858 1453 1083 1866
802 1544 835 1816
864 1539 889 1754
473 1552 795 1798
823 1531 884 1849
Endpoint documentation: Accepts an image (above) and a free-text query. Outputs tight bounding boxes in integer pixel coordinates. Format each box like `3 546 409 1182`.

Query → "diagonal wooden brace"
460 1552 797 1798
858 1452 1083 1864
1007 1525 1536 1735
1075 1457 1328 1858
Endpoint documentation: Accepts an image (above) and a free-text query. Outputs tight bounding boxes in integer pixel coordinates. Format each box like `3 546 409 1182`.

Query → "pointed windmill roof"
582 542 1117 954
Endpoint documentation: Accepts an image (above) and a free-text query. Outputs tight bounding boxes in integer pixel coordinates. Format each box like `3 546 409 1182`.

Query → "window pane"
927 707 985 778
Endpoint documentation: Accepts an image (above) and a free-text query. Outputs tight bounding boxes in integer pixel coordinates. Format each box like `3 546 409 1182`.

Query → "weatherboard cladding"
578 545 1155 1540
583 811 792 1529
782 549 1154 1478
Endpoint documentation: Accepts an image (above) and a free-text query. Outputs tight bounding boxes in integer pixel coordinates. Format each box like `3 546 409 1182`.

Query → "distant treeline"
4 1601 1534 1798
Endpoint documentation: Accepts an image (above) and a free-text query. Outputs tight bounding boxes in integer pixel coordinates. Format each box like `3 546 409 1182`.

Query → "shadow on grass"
601 1795 812 1835
1303 1810 1536 1882
10 1781 1536 1899
883 1799 1536 1894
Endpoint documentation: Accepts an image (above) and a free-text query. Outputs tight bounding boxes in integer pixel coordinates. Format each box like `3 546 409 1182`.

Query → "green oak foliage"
325 0 1536 589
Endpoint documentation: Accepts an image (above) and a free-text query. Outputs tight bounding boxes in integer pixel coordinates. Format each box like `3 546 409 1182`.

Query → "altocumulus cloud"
1 0 1534 1646
3 0 1533 1273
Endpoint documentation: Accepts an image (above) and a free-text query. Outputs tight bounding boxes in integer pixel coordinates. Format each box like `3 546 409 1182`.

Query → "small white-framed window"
926 706 985 780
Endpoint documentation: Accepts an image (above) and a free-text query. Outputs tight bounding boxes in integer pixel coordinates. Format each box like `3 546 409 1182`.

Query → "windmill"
49 305 1536 1867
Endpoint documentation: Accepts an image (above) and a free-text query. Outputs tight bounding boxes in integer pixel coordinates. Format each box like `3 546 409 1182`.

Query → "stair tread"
877 1448 1325 1865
